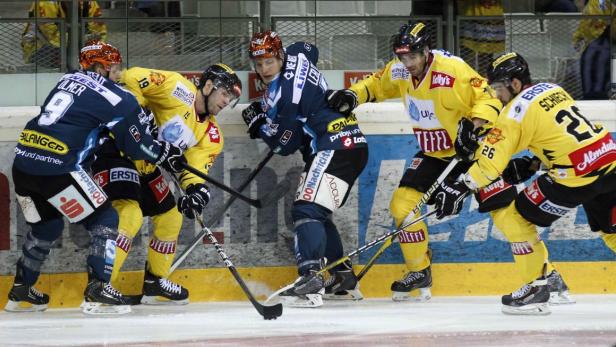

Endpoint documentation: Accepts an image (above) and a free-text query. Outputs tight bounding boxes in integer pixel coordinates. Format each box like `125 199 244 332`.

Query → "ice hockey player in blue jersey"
243 31 368 307
5 41 185 315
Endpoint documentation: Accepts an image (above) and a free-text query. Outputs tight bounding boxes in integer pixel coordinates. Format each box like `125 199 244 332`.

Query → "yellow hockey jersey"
120 67 224 189
349 50 501 159
467 83 616 188
573 0 612 50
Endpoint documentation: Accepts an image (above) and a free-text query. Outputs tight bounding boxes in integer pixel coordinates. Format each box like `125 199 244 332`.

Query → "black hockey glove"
177 183 210 219
325 89 358 116
433 179 471 219
241 101 267 139
155 141 186 173
502 156 539 185
454 118 480 162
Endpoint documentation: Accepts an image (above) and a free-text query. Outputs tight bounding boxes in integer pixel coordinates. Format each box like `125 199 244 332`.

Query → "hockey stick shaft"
182 163 262 208
170 150 274 274
170 178 282 319
355 157 460 280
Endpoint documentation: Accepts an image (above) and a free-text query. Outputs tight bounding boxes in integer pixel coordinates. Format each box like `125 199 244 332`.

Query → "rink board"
0 102 615 307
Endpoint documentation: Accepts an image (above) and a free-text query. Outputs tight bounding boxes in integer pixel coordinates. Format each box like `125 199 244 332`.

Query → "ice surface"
1 296 616 346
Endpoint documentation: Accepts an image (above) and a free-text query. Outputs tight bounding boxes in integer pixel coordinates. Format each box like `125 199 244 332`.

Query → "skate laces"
29 286 44 298
103 283 123 298
159 278 182 294
511 284 531 299
401 271 424 285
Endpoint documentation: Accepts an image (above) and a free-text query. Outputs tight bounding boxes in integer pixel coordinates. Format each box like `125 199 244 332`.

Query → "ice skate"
547 270 575 305
324 270 363 301
141 269 189 305
4 282 49 312
81 268 131 315
501 276 550 316
391 266 432 302
272 270 325 308
4 262 49 312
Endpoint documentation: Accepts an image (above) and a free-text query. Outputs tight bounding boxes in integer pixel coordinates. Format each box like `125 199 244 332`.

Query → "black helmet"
199 63 242 100
487 52 531 86
393 22 431 55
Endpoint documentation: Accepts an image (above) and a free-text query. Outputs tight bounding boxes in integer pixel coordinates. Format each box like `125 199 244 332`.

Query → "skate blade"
140 295 189 306
502 302 551 316
279 293 323 308
549 291 576 305
4 300 47 312
392 287 431 302
323 288 364 301
80 301 131 315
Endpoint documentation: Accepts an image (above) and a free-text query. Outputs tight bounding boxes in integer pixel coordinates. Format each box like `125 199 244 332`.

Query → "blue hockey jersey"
14 70 163 175
258 42 367 156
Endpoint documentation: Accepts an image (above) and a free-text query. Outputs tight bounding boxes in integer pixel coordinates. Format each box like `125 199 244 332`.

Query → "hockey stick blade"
266 211 436 305
182 164 262 208
170 178 283 319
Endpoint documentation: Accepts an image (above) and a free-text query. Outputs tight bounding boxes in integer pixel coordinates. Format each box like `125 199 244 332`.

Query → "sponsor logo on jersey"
14 147 63 165
279 130 293 145
342 136 354 148
569 133 616 176
148 173 170 203
430 71 455 89
523 180 545 205
398 229 426 243
70 170 107 207
406 98 440 127
129 125 141 142
47 185 94 223
109 167 139 184
172 81 195 106
206 122 221 143
478 179 512 202
511 241 534 255
391 63 410 80
539 200 572 217
18 130 68 154
412 128 452 153
486 128 505 145
324 173 342 209
329 128 362 142
284 71 294 80
409 157 423 170
520 83 556 101
149 71 166 86
470 77 483 88
292 54 310 104
93 170 109 187
327 114 358 133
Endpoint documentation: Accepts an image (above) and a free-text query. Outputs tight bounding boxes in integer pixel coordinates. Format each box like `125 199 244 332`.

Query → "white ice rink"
1 295 616 347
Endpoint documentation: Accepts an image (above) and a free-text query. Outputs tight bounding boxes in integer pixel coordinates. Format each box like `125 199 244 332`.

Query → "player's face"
207 86 236 115
254 57 283 84
397 51 427 77
108 64 122 82
490 81 513 104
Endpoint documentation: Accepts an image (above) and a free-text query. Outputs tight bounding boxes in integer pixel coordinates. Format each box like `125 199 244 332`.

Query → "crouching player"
5 41 185 314
434 52 616 315
91 63 241 304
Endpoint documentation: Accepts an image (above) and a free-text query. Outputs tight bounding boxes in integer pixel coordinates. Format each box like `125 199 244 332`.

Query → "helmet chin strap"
197 87 211 122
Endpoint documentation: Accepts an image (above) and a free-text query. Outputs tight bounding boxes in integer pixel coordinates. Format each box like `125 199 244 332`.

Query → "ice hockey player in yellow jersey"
326 21 509 301
91 64 241 304
434 52 616 315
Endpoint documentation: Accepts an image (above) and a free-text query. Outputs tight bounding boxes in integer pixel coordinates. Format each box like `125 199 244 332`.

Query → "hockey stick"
170 150 275 274
170 178 283 320
355 157 461 280
182 163 263 208
266 210 436 304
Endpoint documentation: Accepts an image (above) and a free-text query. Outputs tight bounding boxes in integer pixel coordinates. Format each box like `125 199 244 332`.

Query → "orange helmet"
248 31 283 60
79 40 122 71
